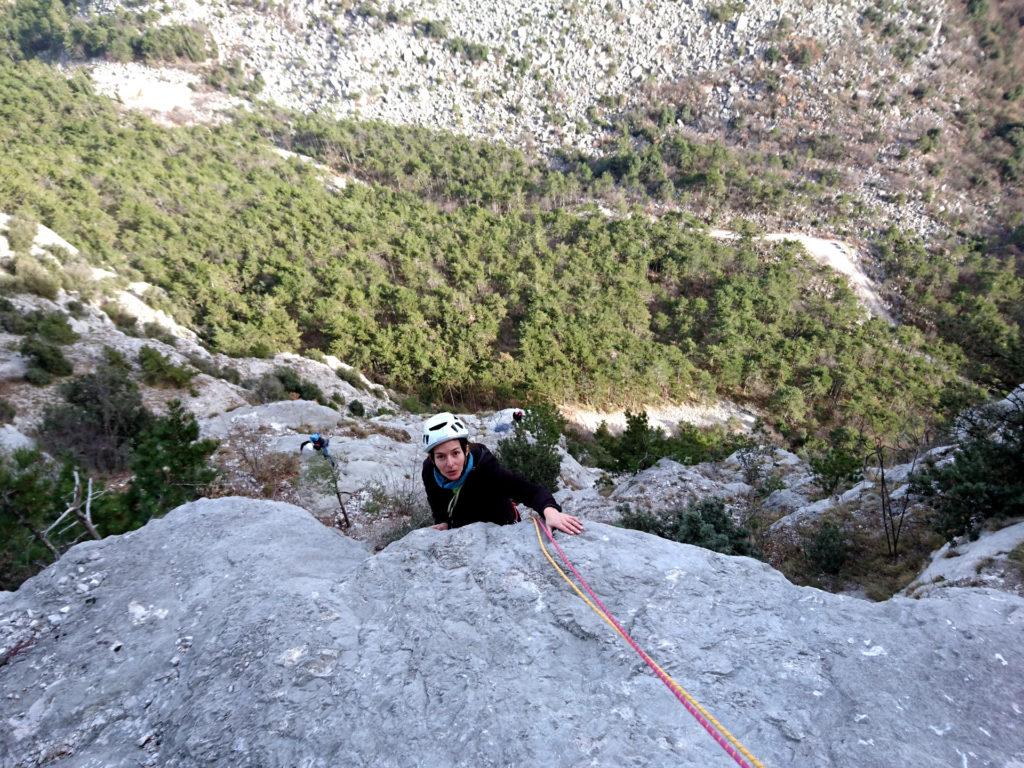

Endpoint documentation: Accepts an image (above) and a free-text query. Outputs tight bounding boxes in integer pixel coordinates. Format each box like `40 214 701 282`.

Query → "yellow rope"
532 517 765 768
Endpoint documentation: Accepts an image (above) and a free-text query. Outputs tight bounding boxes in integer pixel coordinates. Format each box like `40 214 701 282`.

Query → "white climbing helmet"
422 412 470 453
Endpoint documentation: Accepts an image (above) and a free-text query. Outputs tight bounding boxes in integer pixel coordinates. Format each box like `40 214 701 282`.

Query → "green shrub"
23 366 53 385
38 353 151 472
912 398 1024 541
808 427 866 496
398 393 429 413
496 405 563 491
138 345 194 388
666 423 750 465
250 367 327 404
1009 542 1024 565
3 213 36 253
916 127 941 154
414 18 448 38
124 399 217 524
804 520 848 574
19 335 72 379
707 1 746 23
0 306 77 343
253 373 287 402
336 366 366 390
136 23 216 63
564 426 613 467
12 256 59 299
32 310 77 343
348 399 365 416
0 296 27 333
619 497 755 556
101 302 139 335
204 58 264 95
0 398 16 423
0 402 213 588
594 411 666 473
446 37 488 62
0 450 123 590
187 353 241 384
142 321 177 346
275 366 327 403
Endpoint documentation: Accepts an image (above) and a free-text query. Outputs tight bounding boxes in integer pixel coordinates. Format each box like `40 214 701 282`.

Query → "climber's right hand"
431 523 449 531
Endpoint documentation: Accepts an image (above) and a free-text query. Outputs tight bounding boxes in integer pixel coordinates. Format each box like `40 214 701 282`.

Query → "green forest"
0 58 1010 447
1 0 1023 596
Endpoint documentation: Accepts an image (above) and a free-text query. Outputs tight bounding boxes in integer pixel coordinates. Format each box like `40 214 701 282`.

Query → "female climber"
420 411 584 535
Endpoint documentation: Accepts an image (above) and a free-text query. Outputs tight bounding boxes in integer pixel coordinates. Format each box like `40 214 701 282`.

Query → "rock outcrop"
2 498 1022 767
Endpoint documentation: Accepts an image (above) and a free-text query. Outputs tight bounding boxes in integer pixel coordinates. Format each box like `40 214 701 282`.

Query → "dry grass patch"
208 429 301 501
767 506 944 600
338 418 412 443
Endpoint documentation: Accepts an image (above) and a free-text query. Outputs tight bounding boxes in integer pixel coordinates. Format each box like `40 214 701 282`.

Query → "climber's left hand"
543 507 584 535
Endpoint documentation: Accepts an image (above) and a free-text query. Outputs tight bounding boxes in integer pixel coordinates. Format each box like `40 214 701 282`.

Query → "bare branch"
14 510 60 559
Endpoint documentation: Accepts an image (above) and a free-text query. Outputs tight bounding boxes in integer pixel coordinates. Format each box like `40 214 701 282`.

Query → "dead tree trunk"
876 443 923 561
44 470 104 550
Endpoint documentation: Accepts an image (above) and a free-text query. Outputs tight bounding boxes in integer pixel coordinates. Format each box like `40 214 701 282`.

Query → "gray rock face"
0 425 34 453
761 488 808 514
2 498 1023 767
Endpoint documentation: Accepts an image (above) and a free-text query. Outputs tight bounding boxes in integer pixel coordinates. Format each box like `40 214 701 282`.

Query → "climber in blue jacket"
299 432 336 468
420 412 583 534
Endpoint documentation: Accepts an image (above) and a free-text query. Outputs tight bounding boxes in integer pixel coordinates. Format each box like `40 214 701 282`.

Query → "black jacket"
422 444 561 528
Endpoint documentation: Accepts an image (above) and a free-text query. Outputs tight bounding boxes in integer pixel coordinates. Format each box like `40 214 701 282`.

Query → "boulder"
0 424 35 453
762 488 809 514
1 498 1021 767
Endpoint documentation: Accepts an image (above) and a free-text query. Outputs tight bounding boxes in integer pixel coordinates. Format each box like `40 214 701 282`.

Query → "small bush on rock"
142 321 177 346
12 256 59 299
336 366 366 390
496 403 563 491
619 498 755 557
20 335 72 383
253 367 327 405
188 354 241 385
804 520 848 575
124 400 217 525
101 302 139 335
912 397 1024 541
138 346 194 388
809 427 866 497
3 213 36 253
592 412 746 474
0 303 76 344
38 350 151 472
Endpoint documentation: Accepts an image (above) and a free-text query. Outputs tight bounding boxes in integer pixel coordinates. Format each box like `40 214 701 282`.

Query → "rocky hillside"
2 497 1022 767
3 278 1021 600
2 211 1022 596
73 0 1024 239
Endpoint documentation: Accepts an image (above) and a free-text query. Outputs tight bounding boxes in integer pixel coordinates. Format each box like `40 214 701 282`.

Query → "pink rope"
537 518 755 768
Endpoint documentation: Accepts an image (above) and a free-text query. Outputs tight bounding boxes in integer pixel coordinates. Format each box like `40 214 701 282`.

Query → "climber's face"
432 439 467 481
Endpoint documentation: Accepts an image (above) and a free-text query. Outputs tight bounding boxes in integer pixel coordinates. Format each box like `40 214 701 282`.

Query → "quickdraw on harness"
531 516 765 768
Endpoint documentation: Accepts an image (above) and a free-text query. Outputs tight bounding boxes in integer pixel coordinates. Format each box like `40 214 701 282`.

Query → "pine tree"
125 400 217 524
496 404 563 491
